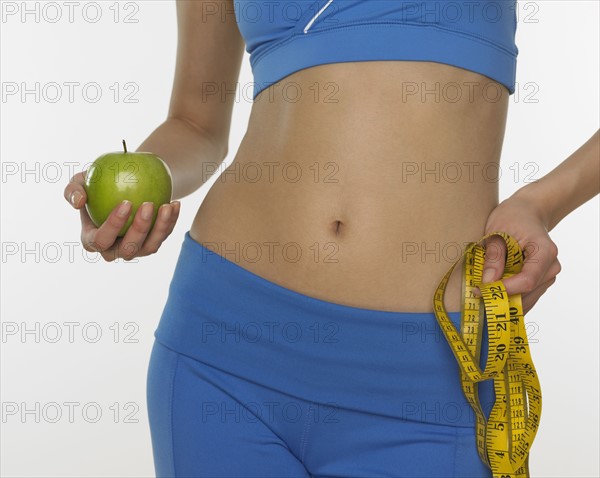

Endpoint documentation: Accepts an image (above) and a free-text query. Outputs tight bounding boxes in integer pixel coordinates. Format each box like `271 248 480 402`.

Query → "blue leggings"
147 232 495 477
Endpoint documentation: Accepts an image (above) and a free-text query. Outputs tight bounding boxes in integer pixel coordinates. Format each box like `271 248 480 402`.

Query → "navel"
332 219 344 236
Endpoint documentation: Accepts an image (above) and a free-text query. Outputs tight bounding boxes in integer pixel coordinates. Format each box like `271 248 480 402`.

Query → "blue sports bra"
233 0 519 100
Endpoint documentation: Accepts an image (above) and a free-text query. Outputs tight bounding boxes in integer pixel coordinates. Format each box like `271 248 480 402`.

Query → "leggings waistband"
154 231 494 427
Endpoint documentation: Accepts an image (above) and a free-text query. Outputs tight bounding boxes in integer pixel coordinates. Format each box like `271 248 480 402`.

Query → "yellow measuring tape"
433 231 542 478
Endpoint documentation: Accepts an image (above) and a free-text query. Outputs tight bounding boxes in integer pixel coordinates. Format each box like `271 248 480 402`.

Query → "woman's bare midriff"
190 61 509 313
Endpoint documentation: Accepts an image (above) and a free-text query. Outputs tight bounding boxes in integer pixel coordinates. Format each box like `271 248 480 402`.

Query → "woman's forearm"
513 129 600 232
135 117 228 200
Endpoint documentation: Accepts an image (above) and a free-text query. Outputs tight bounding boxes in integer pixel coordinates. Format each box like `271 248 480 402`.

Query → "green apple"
84 140 173 237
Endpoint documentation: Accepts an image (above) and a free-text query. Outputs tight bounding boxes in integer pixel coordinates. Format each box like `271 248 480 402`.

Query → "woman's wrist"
510 180 559 232
136 117 228 200
511 129 600 233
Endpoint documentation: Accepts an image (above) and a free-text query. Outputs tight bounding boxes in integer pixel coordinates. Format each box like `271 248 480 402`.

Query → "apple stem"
122 139 127 153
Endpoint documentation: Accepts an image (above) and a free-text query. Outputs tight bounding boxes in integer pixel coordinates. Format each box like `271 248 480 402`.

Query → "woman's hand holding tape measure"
433 128 600 476
476 191 562 314
432 187 568 477
434 229 543 477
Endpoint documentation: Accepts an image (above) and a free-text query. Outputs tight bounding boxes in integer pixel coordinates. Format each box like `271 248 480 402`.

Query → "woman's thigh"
146 340 311 478
303 406 492 478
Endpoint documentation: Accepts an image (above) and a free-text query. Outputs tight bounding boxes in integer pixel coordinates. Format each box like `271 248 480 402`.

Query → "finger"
536 258 562 285
64 171 87 209
99 239 123 262
118 202 155 260
140 201 180 255
502 239 558 296
473 234 507 297
164 200 181 235
157 201 181 240
522 277 557 314
83 200 133 252
481 234 507 283
79 205 96 234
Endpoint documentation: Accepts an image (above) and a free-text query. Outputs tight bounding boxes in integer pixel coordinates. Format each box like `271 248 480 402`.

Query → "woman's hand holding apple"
63 142 181 261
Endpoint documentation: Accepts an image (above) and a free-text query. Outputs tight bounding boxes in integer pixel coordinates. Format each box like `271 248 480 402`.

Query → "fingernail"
70 191 82 207
482 269 494 284
141 202 154 221
160 205 172 221
118 200 132 218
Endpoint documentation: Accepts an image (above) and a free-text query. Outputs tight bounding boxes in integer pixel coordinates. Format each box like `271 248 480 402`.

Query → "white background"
1 1 598 477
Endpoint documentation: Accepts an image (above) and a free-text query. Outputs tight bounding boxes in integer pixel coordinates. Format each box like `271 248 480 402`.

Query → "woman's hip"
151 231 495 427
